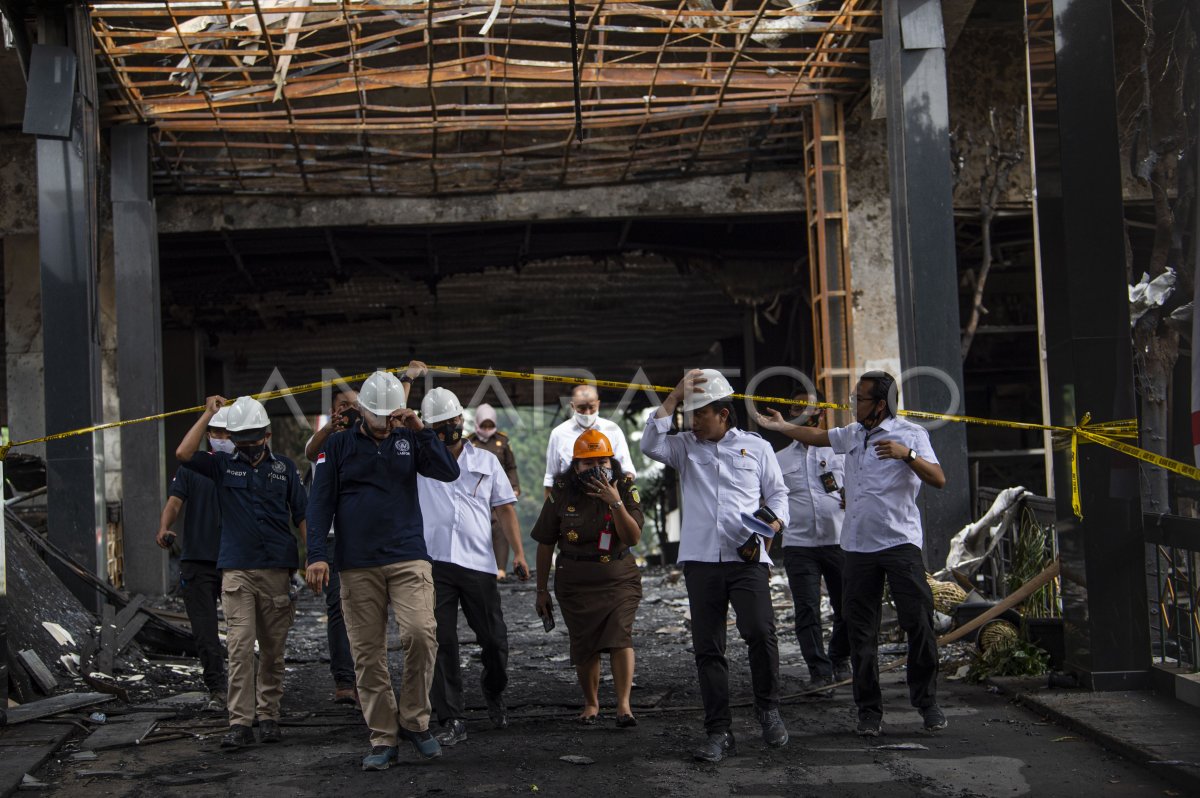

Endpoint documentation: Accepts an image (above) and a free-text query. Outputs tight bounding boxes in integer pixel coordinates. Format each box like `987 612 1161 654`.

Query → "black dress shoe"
484 691 508 729
435 719 468 747
259 719 282 743
220 724 255 749
615 714 638 728
692 731 736 762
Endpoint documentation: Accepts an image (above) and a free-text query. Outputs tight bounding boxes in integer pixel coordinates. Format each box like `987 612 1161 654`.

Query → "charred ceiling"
159 214 810 404
88 0 878 196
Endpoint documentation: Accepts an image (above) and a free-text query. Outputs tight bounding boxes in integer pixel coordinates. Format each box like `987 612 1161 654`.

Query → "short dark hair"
859 371 897 417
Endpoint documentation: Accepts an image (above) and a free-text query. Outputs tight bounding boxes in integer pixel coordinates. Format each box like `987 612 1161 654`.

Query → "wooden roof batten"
88 0 880 196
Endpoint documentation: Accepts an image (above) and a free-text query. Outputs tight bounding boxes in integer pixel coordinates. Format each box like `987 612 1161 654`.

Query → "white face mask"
475 426 496 442
209 437 236 454
575 411 599 429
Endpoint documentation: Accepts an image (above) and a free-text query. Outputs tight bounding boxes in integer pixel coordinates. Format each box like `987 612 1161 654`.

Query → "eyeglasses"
850 395 878 404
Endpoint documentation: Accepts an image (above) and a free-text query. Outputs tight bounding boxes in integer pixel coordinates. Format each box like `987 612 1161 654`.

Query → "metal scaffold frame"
801 96 853 424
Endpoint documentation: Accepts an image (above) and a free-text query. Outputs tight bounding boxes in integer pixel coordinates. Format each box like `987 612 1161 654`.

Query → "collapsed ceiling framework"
81 0 883 404
89 0 879 196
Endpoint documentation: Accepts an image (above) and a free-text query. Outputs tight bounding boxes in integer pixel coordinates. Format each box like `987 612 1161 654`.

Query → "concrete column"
844 102 902 383
111 125 167 595
4 234 46 472
31 33 107 609
882 0 971 567
1026 0 1150 689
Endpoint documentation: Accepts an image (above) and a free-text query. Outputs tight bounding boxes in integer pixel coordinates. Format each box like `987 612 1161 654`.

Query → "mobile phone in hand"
514 562 529 580
541 611 555 633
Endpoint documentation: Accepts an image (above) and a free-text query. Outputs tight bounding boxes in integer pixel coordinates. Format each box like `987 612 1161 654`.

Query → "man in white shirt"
543 384 635 498
641 369 790 763
770 389 850 694
418 388 529 747
758 371 947 738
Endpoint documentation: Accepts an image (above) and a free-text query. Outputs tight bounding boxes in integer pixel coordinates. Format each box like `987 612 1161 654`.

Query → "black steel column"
112 125 167 596
29 9 106 610
1025 0 1150 689
882 0 971 567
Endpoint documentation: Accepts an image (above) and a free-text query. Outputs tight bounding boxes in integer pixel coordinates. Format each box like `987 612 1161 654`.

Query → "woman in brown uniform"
532 429 643 727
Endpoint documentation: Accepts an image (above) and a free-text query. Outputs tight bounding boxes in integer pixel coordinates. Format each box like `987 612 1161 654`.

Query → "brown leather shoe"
334 686 360 707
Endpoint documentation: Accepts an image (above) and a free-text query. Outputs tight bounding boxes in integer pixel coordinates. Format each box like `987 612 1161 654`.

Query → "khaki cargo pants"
221 568 295 728
340 559 438 747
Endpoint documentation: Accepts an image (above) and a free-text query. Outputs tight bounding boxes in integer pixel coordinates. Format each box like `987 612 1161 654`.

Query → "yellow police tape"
0 363 1192 522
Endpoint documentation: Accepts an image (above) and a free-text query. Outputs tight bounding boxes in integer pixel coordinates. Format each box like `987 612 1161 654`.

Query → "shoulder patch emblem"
630 486 641 504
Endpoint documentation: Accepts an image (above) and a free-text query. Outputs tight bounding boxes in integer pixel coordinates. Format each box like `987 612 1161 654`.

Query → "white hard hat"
421 387 464 424
208 405 230 429
358 371 407 416
225 396 270 440
681 369 735 413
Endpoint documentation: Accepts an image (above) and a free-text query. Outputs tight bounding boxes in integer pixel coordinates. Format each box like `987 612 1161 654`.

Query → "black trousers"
324 564 357 687
683 561 781 734
180 560 225 692
782 545 850 680
842 543 939 719
430 561 510 723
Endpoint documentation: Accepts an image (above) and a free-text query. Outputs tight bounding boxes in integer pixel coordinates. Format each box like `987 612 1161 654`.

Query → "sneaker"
856 714 882 737
361 745 399 771
435 719 468 747
220 724 255 749
259 719 282 743
833 660 852 683
484 691 508 729
801 676 835 698
756 708 789 748
921 705 948 731
692 731 736 763
205 690 227 711
400 726 442 759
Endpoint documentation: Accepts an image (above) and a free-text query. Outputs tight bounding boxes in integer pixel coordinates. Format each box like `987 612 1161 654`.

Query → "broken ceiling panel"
87 0 879 196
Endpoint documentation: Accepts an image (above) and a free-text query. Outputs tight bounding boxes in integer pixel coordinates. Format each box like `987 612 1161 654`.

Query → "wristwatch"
399 374 413 384
609 500 623 510
904 448 918 463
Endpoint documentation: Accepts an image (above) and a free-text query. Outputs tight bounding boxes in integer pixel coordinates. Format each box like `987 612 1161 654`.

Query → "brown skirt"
553 555 642 665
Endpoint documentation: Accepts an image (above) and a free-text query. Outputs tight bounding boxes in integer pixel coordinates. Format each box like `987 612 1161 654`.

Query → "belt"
557 549 628 564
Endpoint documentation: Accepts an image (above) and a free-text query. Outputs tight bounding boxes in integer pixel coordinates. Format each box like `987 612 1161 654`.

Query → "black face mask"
236 443 267 462
435 424 464 444
580 465 614 485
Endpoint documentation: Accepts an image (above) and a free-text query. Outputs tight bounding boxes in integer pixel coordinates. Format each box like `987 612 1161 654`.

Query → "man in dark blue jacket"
305 369 460 771
176 395 307 750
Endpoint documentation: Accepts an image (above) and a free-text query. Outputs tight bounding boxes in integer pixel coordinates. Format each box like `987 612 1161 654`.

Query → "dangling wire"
567 0 585 143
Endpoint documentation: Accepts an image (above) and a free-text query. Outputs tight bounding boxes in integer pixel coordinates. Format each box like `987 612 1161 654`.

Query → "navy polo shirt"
180 449 307 571
168 467 221 563
306 422 459 570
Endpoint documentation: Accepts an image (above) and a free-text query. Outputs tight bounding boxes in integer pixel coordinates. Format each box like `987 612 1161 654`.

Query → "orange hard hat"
573 429 614 459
